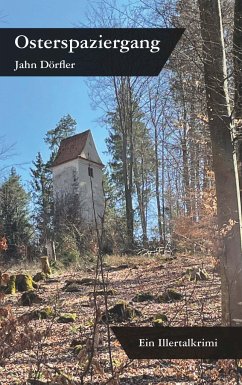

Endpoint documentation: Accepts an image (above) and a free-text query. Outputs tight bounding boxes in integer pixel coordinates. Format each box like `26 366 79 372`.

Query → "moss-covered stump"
157 289 183 303
16 274 37 292
107 264 129 272
80 277 102 285
33 272 48 282
152 313 168 327
5 274 37 294
40 256 51 275
132 292 155 302
92 289 117 296
70 338 84 347
58 313 77 323
184 268 209 282
152 319 165 327
72 344 83 355
5 275 16 294
62 278 102 293
29 306 54 320
64 278 102 289
102 301 142 323
153 313 168 322
63 283 83 293
20 291 42 306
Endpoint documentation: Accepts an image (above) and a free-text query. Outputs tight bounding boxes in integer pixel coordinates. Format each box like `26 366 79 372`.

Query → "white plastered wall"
52 152 104 224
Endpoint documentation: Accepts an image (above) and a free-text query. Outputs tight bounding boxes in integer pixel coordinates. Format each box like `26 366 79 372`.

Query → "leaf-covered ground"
0 253 240 385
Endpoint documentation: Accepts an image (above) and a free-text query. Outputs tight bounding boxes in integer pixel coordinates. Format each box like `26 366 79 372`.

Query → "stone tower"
51 130 105 223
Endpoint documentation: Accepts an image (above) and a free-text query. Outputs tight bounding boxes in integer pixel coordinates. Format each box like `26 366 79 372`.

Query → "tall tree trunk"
234 0 242 206
127 79 134 247
133 159 148 245
180 81 191 216
122 123 134 248
234 0 242 120
155 123 163 243
113 77 134 248
161 128 166 244
181 128 191 216
198 0 242 325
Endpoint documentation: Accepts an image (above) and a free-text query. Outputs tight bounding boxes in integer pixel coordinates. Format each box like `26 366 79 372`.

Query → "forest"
0 0 242 384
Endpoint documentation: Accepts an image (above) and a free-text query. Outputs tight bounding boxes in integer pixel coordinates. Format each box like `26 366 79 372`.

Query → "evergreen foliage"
44 114 77 160
0 168 32 258
30 114 77 256
30 152 53 251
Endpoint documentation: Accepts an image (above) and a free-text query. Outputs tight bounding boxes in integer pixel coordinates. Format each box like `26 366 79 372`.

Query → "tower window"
88 166 93 178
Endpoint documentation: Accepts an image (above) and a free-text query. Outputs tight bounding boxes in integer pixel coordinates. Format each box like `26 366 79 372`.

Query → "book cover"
0 1 241 384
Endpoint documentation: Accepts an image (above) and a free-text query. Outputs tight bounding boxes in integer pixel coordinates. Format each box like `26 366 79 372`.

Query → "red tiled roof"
51 130 90 167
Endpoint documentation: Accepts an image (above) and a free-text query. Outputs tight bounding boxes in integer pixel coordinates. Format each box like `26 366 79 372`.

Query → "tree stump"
40 256 51 275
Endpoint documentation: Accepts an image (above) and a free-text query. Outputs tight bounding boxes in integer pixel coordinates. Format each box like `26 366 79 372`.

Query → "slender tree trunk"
161 128 166 244
141 157 148 241
195 142 201 220
180 77 191 216
127 79 134 247
155 124 163 243
122 126 134 247
190 133 196 220
198 0 242 325
181 128 191 216
133 159 148 245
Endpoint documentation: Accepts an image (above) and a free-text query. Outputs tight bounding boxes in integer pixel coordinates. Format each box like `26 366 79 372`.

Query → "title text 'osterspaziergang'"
15 34 161 54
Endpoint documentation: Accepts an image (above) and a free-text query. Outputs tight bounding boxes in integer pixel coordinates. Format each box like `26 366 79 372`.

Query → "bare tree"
0 136 16 180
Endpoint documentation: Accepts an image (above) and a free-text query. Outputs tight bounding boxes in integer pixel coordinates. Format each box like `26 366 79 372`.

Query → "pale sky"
0 0 111 187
